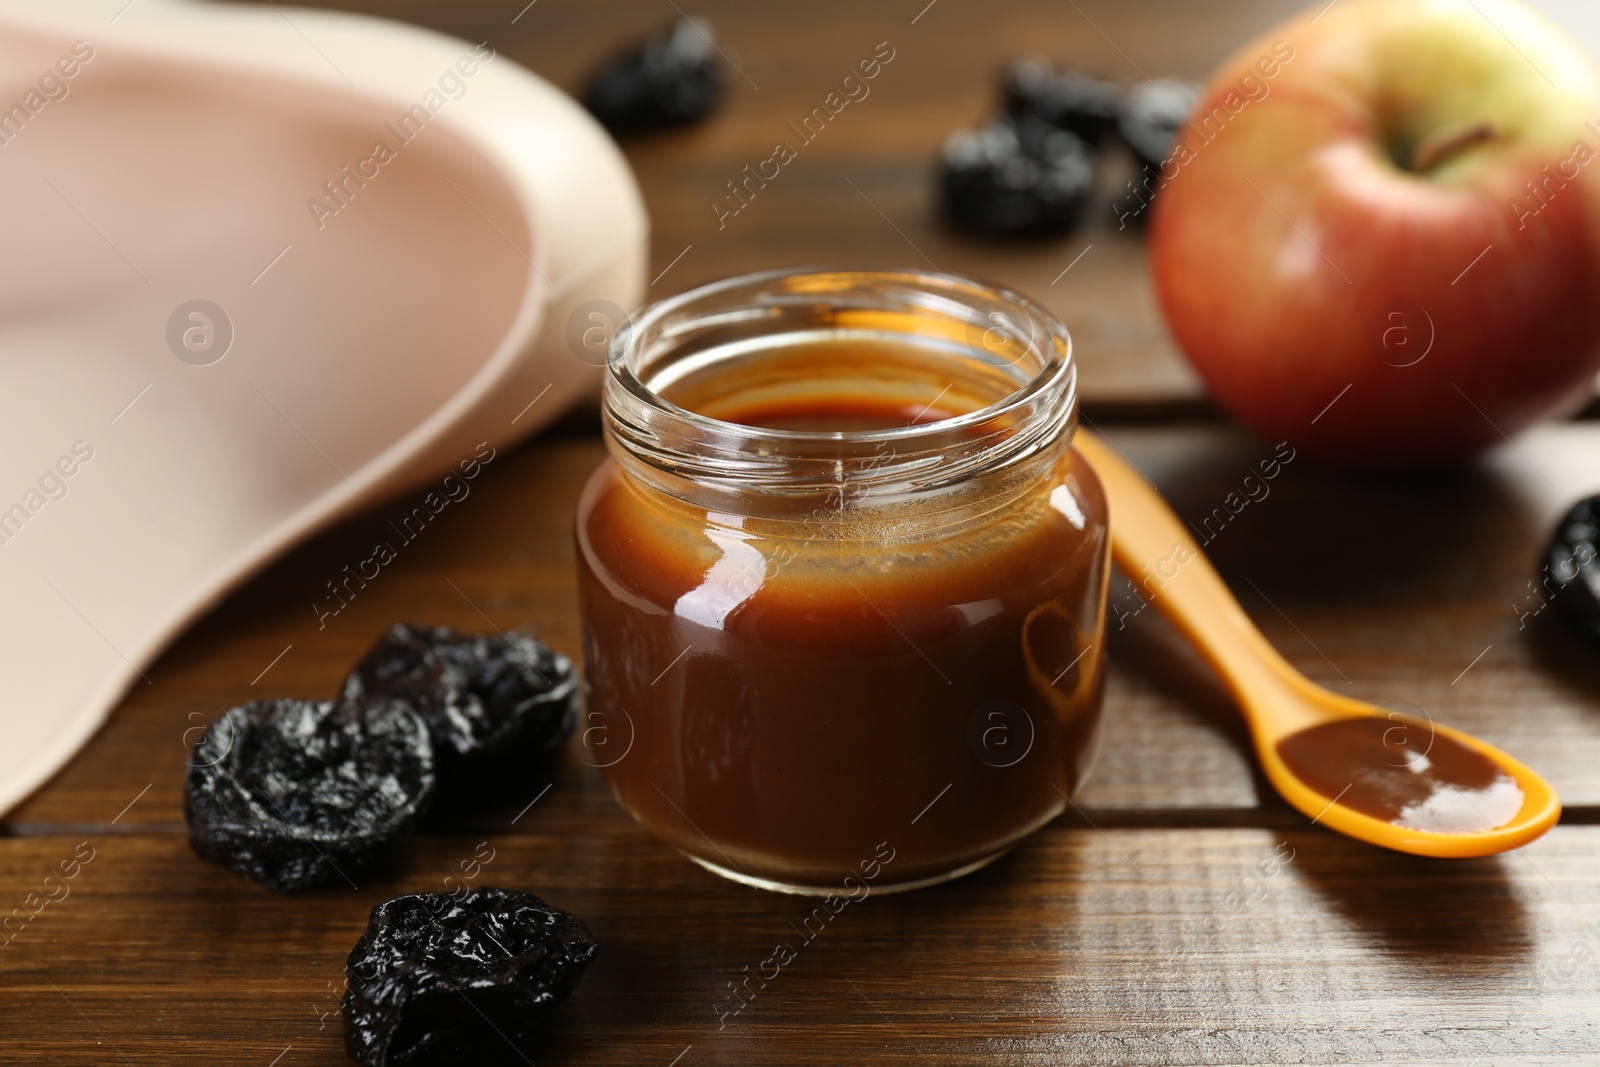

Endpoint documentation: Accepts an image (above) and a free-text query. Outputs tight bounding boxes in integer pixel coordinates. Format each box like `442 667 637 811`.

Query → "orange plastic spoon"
1076 431 1560 857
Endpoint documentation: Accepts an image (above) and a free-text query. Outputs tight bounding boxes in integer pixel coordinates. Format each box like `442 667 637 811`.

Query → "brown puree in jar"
576 339 1109 891
1276 717 1525 834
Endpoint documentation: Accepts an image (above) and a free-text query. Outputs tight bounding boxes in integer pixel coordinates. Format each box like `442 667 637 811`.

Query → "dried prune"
1545 495 1600 639
583 17 724 134
1004 58 1123 145
1118 78 1200 176
343 887 598 1067
342 624 578 782
940 118 1095 238
185 699 434 892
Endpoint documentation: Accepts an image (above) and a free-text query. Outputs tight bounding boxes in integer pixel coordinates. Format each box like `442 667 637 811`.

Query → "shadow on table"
1524 606 1600 710
417 743 587 830
1111 426 1546 609
1099 433 1542 974
535 811 1110 1061
1108 587 1257 742
1294 838 1536 973
1104 427 1556 803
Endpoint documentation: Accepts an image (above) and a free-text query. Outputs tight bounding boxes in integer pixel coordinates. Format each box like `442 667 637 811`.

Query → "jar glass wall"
574 269 1110 895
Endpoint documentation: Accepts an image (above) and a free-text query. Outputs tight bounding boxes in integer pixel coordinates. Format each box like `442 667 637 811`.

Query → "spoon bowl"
1257 685 1561 857
1075 431 1561 857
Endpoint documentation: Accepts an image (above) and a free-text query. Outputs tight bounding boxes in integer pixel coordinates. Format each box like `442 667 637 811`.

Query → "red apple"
1149 0 1600 466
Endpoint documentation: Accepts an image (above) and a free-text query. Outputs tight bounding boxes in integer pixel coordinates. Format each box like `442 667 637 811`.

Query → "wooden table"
9 1 1600 1063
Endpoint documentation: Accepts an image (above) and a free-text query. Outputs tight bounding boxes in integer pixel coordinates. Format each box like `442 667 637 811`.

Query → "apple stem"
1408 121 1500 173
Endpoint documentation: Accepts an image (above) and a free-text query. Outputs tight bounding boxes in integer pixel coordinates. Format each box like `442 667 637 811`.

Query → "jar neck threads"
604 269 1076 516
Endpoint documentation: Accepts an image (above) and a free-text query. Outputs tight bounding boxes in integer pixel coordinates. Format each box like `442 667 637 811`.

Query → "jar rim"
602 267 1077 503
607 266 1074 445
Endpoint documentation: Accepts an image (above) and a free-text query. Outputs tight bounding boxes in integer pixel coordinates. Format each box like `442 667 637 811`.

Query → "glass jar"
574 268 1109 895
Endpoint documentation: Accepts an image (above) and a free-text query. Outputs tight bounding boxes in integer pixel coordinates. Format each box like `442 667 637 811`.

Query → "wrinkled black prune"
1545 495 1600 640
1118 77 1201 175
940 118 1095 238
343 887 598 1067
583 16 724 134
342 623 578 782
1004 58 1123 145
185 699 435 892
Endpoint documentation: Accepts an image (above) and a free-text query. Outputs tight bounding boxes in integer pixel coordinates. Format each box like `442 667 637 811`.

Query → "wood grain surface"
9 0 1600 1064
9 421 1600 1064
7 828 1597 1065
293 0 1317 409
12 424 1600 832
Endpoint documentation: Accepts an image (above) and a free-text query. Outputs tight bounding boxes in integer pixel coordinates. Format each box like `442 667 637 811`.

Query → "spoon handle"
1075 431 1563 856
1075 431 1318 725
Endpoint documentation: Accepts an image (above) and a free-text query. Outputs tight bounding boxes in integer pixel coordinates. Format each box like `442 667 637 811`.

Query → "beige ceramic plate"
0 0 646 814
